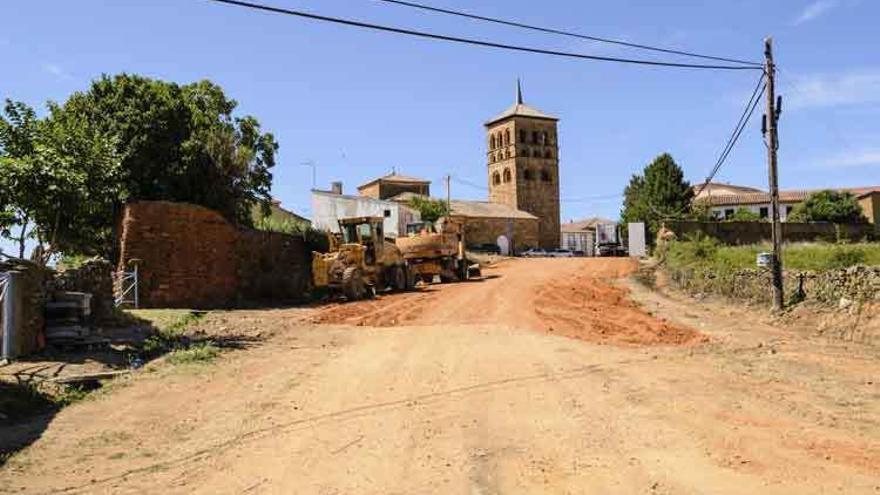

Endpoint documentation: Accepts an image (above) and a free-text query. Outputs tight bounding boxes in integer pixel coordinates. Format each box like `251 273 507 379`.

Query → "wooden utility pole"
764 38 784 310
445 174 451 212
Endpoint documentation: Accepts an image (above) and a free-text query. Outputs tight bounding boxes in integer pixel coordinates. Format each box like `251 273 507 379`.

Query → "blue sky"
2 0 879 254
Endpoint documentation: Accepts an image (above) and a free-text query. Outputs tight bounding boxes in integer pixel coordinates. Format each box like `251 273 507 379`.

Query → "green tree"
408 196 450 223
620 153 694 235
788 190 868 224
0 99 122 261
52 74 278 227
726 208 762 222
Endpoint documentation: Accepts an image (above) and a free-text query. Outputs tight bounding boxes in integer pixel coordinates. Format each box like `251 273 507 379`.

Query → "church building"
312 81 561 254
485 81 561 249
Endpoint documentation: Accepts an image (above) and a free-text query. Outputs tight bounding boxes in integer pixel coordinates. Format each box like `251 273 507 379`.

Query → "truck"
395 217 479 284
312 216 415 300
595 222 625 257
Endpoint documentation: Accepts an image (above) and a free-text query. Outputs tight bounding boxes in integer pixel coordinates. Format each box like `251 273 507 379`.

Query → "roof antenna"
516 78 523 104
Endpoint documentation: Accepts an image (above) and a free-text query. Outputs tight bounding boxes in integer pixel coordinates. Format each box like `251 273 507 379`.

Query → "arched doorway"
496 235 510 256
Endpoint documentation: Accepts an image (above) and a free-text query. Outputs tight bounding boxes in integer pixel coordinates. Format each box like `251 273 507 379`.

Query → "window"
786 205 794 215
541 131 548 145
541 170 551 182
492 172 501 185
724 208 735 219
504 129 510 146
490 135 496 149
759 207 768 219
383 209 391 218
523 169 534 180
489 154 495 164
531 131 539 144
504 150 510 159
503 168 512 183
544 149 552 159
519 130 526 143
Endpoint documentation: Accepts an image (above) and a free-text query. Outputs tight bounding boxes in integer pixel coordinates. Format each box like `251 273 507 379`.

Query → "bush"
166 343 219 365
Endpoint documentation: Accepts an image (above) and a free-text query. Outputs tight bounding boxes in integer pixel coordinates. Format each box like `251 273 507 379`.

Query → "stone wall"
52 258 115 322
665 264 880 307
453 216 539 253
666 221 876 246
116 201 310 309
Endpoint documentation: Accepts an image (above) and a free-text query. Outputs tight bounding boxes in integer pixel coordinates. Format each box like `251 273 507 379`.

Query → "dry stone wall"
116 201 310 309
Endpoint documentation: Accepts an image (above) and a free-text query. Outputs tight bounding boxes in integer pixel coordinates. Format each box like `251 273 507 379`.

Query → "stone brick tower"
485 80 560 249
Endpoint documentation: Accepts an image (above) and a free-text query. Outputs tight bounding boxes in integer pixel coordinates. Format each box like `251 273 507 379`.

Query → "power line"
206 0 762 71
378 0 763 68
694 73 766 197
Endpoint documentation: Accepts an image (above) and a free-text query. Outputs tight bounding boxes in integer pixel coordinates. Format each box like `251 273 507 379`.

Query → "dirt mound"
309 258 705 347
532 272 706 346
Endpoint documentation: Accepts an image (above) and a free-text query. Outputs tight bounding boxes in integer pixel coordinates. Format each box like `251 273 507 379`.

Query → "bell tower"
485 80 560 249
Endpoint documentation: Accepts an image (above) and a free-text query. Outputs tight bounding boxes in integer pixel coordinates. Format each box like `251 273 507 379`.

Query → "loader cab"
405 221 436 236
338 216 385 265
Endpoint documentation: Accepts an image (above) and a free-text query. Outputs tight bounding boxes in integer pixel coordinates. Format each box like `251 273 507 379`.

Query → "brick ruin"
116 201 311 309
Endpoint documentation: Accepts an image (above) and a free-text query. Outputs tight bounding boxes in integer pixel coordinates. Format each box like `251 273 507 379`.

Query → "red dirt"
310 258 705 346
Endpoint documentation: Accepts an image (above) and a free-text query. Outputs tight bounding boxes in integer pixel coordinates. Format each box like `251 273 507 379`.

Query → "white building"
311 185 420 238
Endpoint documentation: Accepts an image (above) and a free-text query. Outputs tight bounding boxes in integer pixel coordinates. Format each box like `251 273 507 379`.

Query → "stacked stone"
811 266 880 305
53 258 115 322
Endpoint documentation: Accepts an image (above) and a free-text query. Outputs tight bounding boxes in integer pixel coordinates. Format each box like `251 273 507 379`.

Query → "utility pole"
445 174 451 212
301 160 316 188
764 37 784 310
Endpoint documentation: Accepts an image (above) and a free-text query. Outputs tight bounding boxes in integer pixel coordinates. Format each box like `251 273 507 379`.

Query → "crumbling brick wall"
116 201 309 309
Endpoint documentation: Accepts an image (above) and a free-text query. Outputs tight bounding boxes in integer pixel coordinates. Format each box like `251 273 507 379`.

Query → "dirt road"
2 258 878 494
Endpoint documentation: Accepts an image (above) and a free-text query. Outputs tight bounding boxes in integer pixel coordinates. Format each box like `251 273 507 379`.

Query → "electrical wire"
694 73 766 198
206 0 763 71
378 0 763 68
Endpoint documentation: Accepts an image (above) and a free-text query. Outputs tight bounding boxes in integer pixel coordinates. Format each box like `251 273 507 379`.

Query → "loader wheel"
392 265 406 292
404 266 417 291
342 267 365 301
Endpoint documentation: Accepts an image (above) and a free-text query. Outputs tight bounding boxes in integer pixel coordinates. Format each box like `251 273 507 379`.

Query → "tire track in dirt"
309 258 706 346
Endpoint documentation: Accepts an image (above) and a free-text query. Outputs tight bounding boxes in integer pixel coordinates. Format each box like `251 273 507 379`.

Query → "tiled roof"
449 200 538 220
561 217 613 232
485 103 557 126
693 182 764 197
357 173 431 190
701 186 880 206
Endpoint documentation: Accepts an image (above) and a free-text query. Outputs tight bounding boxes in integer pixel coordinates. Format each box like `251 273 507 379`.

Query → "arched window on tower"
523 169 534 181
490 135 496 149
541 131 548 145
541 169 552 182
503 168 512 183
489 154 495 164
531 131 539 144
492 172 501 185
519 130 526 143
504 150 510 159
504 129 510 146
544 149 552 159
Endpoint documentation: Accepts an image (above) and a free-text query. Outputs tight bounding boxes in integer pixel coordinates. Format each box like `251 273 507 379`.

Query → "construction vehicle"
396 217 480 284
595 222 626 257
312 216 415 300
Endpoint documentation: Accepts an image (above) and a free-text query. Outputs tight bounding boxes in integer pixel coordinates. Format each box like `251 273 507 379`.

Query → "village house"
310 81 558 254
694 182 880 223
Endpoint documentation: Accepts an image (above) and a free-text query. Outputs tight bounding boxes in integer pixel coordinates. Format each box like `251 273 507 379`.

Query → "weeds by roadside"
165 343 220 365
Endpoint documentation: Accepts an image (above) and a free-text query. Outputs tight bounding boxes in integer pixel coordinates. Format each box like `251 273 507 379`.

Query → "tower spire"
516 78 523 105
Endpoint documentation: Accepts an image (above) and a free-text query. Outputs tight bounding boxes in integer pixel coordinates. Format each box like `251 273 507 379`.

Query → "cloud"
822 149 880 168
786 69 880 110
791 0 837 25
42 63 72 80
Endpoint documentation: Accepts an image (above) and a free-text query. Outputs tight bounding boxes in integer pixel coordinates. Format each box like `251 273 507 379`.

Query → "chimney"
331 181 343 195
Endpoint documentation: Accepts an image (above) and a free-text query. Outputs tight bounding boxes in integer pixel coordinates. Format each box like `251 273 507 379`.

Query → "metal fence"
114 264 139 308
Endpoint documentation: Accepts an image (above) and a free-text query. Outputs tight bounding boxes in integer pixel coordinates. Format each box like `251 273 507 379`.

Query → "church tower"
485 80 560 249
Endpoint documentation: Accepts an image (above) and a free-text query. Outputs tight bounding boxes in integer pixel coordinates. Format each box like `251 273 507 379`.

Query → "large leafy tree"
788 190 867 224
620 153 694 235
408 196 450 223
1 74 278 259
53 74 278 226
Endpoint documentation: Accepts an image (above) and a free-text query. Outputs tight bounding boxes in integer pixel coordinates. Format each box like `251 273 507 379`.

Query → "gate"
114 263 139 308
